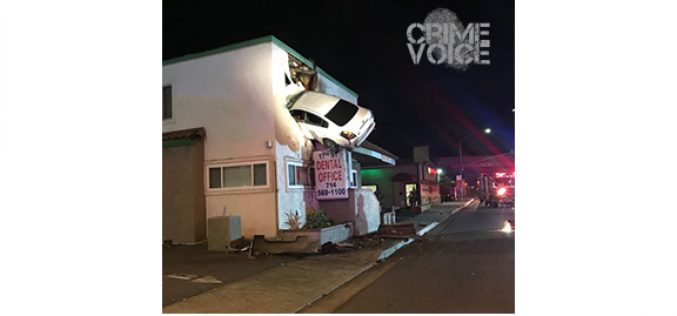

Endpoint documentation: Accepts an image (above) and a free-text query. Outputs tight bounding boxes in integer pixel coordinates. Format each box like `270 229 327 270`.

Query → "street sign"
313 150 349 200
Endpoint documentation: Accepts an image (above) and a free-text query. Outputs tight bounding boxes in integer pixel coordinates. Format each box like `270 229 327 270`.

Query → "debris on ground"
377 223 418 238
320 242 340 254
167 274 199 281
336 242 354 248
190 275 223 284
349 234 384 249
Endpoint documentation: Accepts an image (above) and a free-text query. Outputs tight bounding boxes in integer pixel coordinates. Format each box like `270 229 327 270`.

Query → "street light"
459 128 492 199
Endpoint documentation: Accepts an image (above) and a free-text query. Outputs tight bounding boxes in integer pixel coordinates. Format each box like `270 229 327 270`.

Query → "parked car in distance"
288 91 375 152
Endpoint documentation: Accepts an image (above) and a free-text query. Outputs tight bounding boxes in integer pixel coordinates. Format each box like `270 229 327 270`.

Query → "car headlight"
340 130 356 140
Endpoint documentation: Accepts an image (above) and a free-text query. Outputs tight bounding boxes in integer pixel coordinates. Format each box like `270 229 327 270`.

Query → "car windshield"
325 100 358 126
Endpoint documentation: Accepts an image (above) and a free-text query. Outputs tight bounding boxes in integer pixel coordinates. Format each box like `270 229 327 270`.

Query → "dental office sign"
313 150 349 200
406 8 490 71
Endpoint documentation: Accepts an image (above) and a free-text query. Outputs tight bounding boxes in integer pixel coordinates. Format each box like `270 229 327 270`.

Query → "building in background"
436 152 515 198
361 145 441 212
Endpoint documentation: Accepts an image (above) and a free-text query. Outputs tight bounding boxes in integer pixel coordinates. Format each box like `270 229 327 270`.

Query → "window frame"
206 160 270 191
286 159 314 189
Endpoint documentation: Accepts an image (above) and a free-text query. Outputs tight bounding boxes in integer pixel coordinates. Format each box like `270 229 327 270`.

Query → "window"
163 86 172 120
209 167 221 188
290 110 328 128
288 164 297 186
253 164 267 186
306 112 328 128
223 165 251 187
287 161 313 188
325 100 358 126
208 162 268 189
290 110 305 122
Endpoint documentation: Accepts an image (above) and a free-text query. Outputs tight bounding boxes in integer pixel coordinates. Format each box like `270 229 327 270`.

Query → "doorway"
405 183 418 207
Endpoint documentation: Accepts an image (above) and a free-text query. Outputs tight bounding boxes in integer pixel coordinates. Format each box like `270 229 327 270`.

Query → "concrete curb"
374 217 442 262
376 238 414 261
452 198 476 215
416 221 439 236
376 199 475 262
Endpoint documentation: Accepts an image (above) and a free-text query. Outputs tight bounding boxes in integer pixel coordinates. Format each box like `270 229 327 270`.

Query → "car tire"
323 138 339 155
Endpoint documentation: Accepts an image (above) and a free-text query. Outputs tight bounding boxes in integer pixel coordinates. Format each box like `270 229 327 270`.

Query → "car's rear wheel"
323 138 339 154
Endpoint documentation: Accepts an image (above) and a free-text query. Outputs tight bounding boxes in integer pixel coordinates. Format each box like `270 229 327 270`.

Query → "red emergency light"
495 172 506 177
497 187 507 196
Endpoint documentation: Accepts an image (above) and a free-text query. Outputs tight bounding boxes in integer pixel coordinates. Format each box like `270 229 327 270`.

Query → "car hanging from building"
288 91 375 153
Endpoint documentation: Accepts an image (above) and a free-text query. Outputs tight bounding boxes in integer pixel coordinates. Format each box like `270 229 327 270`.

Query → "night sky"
163 0 514 159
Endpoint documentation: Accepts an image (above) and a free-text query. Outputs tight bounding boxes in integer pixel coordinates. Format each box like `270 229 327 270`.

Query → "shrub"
285 211 303 230
305 208 333 229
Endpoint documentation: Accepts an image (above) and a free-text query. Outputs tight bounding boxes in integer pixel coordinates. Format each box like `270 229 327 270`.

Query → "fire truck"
479 172 515 208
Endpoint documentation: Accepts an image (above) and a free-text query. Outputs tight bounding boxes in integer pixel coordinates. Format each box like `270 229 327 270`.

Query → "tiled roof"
162 127 205 141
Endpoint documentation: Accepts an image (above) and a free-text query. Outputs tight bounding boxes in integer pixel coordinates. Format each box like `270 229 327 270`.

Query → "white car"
288 91 375 152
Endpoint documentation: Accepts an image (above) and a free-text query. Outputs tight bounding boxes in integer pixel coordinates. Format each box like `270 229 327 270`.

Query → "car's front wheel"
323 138 339 154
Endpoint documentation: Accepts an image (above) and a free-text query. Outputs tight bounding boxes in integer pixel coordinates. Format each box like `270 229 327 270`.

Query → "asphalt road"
332 203 515 313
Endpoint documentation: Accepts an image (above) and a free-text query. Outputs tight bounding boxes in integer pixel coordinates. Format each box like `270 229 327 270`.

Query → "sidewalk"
162 199 474 313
